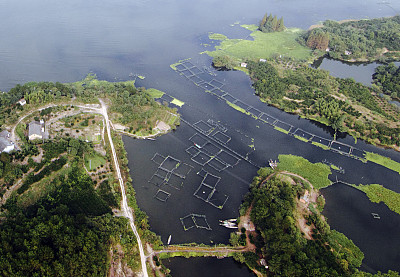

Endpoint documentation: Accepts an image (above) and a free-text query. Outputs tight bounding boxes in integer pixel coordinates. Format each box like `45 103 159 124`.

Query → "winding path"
99 99 148 277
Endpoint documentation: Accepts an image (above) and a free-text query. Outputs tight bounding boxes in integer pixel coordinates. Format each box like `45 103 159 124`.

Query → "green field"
85 152 106 171
353 184 400 215
364 151 400 174
277 154 332 189
205 25 312 62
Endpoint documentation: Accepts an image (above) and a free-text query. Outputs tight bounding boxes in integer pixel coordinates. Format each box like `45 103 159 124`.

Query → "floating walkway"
172 59 368 162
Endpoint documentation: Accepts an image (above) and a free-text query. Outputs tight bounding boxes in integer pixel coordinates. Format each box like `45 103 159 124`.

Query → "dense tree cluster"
0 166 127 276
259 13 285 33
301 16 400 61
373 62 400 99
247 60 400 146
212 55 237 70
306 29 330 50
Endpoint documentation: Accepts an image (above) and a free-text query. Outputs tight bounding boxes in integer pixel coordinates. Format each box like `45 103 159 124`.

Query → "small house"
28 121 49 141
18 99 26 106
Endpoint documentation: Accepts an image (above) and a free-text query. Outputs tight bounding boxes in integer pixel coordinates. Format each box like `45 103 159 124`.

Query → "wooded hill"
247 59 400 148
301 16 400 62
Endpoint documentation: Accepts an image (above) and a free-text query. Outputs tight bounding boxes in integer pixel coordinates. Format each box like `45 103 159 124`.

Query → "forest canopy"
301 16 400 62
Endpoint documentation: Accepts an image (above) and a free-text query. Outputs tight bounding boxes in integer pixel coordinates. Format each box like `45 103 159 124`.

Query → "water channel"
1 0 400 275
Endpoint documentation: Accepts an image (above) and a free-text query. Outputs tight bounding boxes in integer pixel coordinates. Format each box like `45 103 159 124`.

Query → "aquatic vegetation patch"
364 151 400 174
171 98 185 107
277 154 332 189
205 25 312 61
353 184 400 215
274 126 290 134
226 101 250 115
146 88 165 99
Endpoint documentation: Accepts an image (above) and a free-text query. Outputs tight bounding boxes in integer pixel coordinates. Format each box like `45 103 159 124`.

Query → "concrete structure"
28 121 49 141
0 130 14 153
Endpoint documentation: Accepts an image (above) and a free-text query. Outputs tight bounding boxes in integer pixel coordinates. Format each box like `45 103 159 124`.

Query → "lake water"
1 0 400 275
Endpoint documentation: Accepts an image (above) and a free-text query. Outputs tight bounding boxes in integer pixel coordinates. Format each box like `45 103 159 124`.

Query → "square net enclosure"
154 190 170 202
151 153 165 165
194 184 214 201
148 174 166 187
160 156 181 171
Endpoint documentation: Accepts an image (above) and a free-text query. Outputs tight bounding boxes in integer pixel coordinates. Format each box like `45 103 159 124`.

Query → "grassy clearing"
274 126 290 134
364 151 400 174
277 154 332 189
205 25 312 61
171 98 185 107
146 88 165 99
353 184 400 215
18 166 72 207
85 152 106 171
311 141 330 150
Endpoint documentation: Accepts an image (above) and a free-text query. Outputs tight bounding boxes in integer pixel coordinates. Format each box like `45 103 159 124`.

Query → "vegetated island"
204 14 400 152
0 75 180 276
231 154 399 276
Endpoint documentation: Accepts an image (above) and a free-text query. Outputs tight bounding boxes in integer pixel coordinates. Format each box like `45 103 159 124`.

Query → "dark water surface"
2 0 400 275
163 257 255 277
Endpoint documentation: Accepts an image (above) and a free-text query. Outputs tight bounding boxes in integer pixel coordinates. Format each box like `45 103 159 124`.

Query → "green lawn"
277 154 332 189
85 152 106 171
205 25 312 62
364 151 400 174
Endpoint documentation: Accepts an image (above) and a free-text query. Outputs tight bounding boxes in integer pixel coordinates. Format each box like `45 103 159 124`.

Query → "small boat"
269 159 278 169
219 219 238 229
167 235 172 245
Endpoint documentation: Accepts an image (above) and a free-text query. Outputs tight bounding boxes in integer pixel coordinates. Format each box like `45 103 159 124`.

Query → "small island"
230 155 400 277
